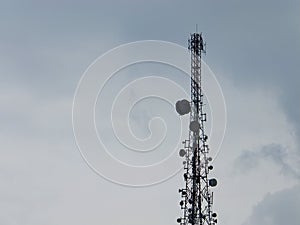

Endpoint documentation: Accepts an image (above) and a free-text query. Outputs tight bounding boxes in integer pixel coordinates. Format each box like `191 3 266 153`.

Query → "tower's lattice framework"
176 33 218 225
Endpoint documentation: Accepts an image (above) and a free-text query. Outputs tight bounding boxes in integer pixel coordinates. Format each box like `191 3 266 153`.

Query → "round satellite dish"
175 99 190 115
179 149 186 157
189 121 200 132
209 178 218 187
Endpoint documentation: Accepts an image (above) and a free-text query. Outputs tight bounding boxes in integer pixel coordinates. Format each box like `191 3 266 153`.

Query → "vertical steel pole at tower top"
175 33 218 225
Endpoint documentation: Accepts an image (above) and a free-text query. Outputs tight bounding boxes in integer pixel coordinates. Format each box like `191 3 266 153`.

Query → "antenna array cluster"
175 33 218 225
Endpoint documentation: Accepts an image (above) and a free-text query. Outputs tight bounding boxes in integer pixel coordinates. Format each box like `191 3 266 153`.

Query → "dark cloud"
243 185 300 225
234 144 300 179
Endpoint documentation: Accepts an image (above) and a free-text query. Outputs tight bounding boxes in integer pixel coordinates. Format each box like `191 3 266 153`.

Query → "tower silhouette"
176 32 218 225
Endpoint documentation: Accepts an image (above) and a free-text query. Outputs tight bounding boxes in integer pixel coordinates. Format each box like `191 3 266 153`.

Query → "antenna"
175 32 218 225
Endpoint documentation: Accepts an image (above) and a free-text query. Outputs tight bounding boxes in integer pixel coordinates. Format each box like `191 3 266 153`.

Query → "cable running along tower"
175 33 218 225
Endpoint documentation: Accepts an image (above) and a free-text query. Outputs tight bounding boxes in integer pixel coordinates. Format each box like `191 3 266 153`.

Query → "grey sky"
0 0 299 225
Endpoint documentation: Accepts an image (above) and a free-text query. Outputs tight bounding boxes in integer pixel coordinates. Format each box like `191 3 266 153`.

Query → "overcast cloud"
0 0 299 225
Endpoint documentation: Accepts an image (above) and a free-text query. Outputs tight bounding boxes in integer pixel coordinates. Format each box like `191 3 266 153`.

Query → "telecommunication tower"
175 33 218 225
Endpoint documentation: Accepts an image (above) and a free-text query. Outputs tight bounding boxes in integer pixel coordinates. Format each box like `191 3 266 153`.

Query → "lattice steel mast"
176 33 218 225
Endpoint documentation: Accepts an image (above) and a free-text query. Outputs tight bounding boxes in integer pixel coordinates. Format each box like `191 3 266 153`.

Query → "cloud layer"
0 0 299 225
